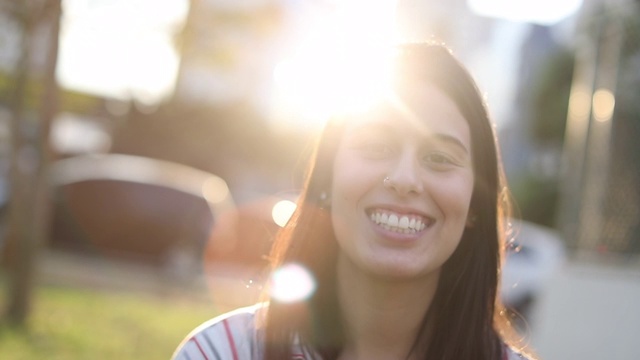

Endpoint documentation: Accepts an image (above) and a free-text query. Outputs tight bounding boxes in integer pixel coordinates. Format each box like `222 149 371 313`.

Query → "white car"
501 220 566 314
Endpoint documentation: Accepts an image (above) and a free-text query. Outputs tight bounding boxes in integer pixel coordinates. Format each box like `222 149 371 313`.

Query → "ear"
465 212 477 228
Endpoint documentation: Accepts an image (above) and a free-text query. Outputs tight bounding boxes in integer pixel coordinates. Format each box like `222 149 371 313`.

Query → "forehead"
342 85 470 146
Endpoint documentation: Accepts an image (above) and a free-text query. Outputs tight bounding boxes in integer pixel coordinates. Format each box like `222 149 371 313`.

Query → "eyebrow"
432 133 470 154
349 114 470 155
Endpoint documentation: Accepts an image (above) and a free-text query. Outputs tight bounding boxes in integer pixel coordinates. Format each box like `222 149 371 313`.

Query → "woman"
173 43 534 360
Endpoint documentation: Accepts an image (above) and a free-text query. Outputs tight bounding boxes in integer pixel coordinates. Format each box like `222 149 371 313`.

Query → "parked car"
50 154 235 271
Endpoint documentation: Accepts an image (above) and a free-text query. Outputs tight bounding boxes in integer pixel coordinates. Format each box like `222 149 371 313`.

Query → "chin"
365 260 440 281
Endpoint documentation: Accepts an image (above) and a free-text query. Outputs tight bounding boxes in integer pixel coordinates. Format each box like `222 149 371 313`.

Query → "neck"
336 254 439 360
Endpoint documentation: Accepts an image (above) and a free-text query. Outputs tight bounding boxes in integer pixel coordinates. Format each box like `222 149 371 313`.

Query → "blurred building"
558 0 640 254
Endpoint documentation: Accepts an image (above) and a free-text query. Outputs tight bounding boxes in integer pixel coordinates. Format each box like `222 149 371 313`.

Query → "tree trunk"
3 0 61 327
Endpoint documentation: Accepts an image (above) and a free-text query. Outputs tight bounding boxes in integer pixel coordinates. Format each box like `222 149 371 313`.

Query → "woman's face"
330 84 475 279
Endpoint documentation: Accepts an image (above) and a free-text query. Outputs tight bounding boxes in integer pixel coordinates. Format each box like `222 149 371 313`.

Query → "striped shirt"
172 305 531 360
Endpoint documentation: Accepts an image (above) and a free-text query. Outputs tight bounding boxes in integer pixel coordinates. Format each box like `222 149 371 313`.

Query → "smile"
367 209 433 234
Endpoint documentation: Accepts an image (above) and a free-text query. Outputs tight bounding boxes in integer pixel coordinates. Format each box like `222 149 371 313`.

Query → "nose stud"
383 175 422 194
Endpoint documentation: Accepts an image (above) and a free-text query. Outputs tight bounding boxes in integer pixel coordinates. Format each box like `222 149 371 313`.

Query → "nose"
383 151 424 195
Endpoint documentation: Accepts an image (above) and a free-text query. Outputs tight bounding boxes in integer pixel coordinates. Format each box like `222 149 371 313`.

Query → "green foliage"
511 48 574 228
0 285 219 360
511 176 559 228
530 49 574 144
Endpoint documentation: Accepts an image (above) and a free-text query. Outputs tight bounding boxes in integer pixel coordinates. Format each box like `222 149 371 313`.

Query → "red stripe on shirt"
191 337 210 360
222 319 239 360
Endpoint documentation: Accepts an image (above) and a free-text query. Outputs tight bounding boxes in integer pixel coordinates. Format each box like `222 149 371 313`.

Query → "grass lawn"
0 284 220 360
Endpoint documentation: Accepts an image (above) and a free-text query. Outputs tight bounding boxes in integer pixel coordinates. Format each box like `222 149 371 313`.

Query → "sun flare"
270 1 398 131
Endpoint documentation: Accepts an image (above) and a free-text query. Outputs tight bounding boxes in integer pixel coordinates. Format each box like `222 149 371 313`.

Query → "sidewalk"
528 254 640 359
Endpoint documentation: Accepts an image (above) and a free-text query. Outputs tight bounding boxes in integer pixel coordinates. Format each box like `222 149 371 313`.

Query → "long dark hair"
263 43 515 360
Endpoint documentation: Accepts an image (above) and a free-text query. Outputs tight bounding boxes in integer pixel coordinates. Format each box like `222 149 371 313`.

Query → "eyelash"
423 152 458 168
353 136 461 169
359 143 457 166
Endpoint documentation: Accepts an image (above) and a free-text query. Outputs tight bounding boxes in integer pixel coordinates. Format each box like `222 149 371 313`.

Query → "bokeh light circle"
269 263 316 303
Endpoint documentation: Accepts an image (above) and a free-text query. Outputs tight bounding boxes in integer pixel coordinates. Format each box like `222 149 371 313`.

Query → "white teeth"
399 216 409 229
380 213 388 224
369 210 429 234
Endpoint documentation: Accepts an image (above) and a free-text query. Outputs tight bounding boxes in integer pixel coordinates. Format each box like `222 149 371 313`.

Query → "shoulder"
172 303 266 360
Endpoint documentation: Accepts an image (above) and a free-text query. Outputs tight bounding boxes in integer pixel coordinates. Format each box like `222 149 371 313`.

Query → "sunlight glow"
468 0 583 25
271 1 398 130
270 263 316 303
58 0 189 104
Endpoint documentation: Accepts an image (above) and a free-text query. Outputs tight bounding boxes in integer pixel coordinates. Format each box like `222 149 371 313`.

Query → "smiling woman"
172 43 537 360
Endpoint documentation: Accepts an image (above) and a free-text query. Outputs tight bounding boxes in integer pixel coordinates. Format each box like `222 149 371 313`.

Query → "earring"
319 191 331 209
466 213 478 228
383 176 391 188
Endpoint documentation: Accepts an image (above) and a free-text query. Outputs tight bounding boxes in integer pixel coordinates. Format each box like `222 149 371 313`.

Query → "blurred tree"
531 50 575 144
1 0 61 327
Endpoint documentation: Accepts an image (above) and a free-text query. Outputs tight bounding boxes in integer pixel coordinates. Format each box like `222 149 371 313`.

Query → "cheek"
433 174 474 216
330 171 362 220
330 153 373 205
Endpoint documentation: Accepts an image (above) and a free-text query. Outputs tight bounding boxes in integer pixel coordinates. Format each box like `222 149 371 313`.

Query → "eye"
423 152 458 169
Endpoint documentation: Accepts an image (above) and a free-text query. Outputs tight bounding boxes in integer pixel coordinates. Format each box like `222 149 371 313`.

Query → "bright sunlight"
58 0 189 104
270 0 398 131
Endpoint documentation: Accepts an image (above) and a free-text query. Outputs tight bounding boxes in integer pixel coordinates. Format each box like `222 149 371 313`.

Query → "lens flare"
271 200 297 227
269 263 316 303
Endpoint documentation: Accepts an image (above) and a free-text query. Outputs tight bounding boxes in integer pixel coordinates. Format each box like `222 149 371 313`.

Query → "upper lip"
365 204 433 220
